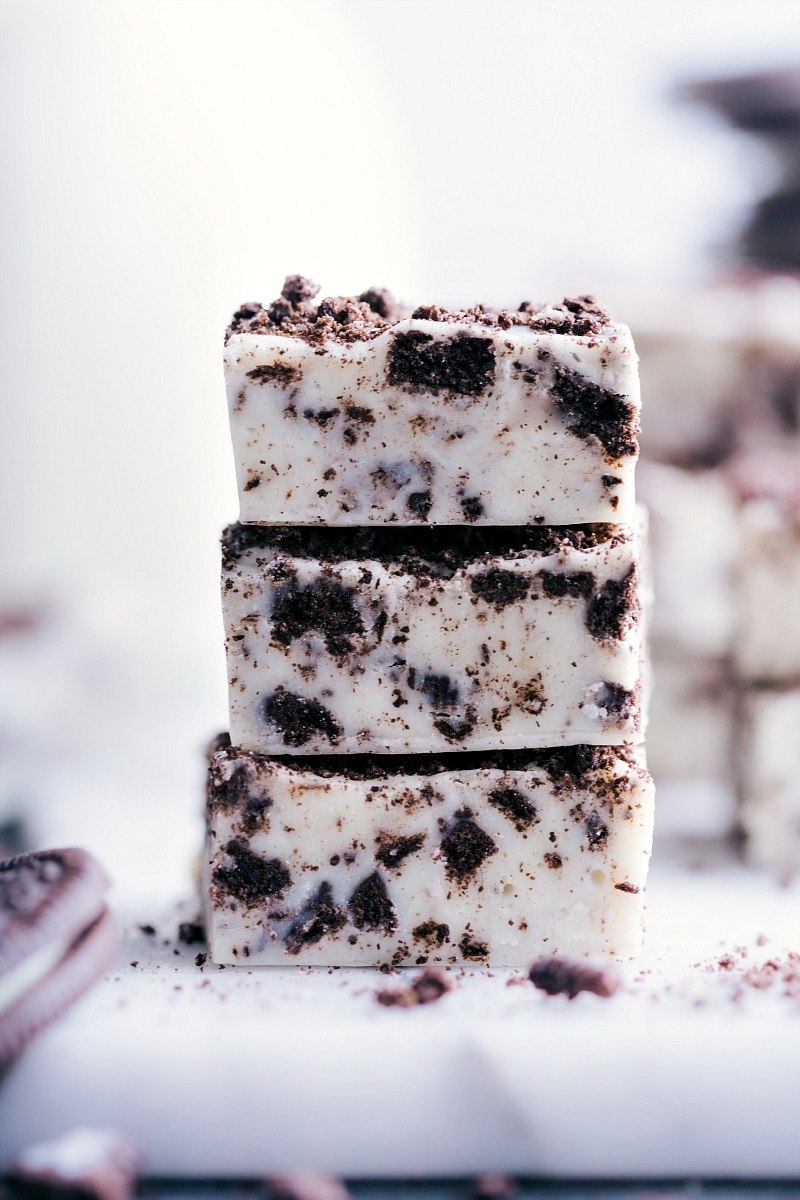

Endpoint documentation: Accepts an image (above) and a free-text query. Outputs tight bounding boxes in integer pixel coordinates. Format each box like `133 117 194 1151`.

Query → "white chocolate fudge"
647 656 736 838
632 278 800 467
634 327 744 467
637 461 738 658
204 740 654 966
738 686 800 869
730 450 800 682
224 279 640 527
222 521 646 756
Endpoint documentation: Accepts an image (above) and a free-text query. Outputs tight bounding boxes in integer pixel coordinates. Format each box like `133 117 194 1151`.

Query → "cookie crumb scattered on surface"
265 1170 349 1200
528 956 620 999
376 967 452 1008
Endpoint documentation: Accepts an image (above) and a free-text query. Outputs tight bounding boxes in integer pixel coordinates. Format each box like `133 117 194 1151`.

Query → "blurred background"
3 0 800 908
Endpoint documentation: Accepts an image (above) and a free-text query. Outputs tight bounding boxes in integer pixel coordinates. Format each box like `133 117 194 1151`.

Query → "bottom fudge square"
204 741 654 966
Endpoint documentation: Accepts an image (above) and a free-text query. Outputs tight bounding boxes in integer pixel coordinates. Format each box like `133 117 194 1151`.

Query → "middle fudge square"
223 519 646 755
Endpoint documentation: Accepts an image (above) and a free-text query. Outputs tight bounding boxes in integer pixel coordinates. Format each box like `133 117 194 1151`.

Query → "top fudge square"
224 278 641 527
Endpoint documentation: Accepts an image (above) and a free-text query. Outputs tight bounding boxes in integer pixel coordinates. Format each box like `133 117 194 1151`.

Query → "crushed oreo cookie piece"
177 921 206 946
212 840 291 908
551 363 637 460
284 882 346 954
262 689 342 747
376 967 452 1008
528 956 620 999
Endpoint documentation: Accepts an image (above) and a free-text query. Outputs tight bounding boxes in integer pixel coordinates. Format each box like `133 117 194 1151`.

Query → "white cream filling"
0 934 73 1016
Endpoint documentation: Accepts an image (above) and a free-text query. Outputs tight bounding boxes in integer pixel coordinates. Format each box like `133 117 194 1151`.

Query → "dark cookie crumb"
421 673 460 710
284 881 346 953
551 363 637 460
406 491 433 519
529 956 619 999
376 967 452 1008
440 818 497 883
387 330 495 396
459 931 489 960
433 709 477 742
375 831 426 870
592 681 637 720
358 287 399 320
461 496 485 522
270 571 365 658
212 839 291 907
412 919 450 946
487 786 538 831
471 568 529 609
195 951 207 967
206 759 251 814
178 921 206 946
586 566 638 642
263 689 342 747
544 852 563 869
538 570 594 601
205 730 231 760
246 362 301 386
583 812 610 850
516 677 547 715
303 406 340 428
519 295 610 337
615 881 640 893
345 404 375 425
348 871 397 933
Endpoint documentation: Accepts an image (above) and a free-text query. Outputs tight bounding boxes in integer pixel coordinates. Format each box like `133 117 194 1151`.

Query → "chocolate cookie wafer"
0 847 120 1063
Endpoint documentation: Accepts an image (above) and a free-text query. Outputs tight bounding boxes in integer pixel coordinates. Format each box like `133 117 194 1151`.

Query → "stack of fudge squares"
203 277 654 967
634 281 800 868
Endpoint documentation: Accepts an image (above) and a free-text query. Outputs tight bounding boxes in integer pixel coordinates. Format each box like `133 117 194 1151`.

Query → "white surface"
1 859 799 1178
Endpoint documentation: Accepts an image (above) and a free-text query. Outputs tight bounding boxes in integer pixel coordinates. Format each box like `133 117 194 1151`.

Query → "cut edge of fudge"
203 739 654 967
222 517 645 755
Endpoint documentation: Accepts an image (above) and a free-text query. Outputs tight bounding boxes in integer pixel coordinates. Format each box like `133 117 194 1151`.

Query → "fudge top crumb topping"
221 522 625 574
225 276 614 346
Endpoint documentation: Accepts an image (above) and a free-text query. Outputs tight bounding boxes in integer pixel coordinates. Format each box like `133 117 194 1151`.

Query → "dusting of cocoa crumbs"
225 276 613 346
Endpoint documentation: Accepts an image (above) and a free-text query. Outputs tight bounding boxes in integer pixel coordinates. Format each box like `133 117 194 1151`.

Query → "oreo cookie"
0 848 120 1064
8 1127 143 1200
